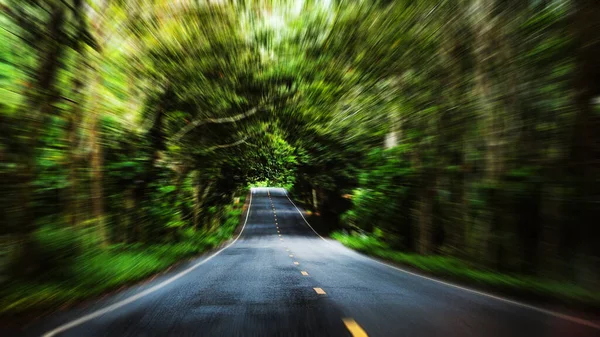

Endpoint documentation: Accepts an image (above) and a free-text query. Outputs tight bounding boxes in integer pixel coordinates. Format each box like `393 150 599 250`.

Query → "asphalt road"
20 187 600 337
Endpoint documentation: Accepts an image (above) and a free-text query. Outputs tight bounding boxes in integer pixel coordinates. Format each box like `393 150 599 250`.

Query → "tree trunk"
200 180 214 231
569 0 600 288
384 106 402 149
472 0 507 266
15 2 66 276
89 0 108 246
124 187 135 243
538 183 562 279
63 0 87 229
172 166 190 207
66 60 86 228
418 173 435 255
67 101 83 228
192 172 201 231
89 98 106 245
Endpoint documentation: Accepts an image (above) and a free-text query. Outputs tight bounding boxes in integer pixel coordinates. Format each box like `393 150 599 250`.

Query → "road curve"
21 187 600 337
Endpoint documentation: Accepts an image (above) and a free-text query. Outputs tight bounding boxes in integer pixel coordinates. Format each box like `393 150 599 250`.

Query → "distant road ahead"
24 188 599 337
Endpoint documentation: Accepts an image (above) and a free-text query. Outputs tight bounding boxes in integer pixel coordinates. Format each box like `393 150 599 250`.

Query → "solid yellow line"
343 318 368 337
313 287 326 295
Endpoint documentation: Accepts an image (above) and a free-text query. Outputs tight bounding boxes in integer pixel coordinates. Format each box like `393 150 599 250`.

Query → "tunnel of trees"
0 0 599 313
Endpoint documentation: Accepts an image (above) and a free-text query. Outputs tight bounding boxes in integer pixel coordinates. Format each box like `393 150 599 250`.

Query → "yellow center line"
343 318 368 337
313 287 326 295
289 254 294 257
301 271 309 276
293 261 299 265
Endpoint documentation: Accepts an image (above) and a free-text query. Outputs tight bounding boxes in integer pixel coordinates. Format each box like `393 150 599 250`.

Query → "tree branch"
203 136 249 152
170 107 260 143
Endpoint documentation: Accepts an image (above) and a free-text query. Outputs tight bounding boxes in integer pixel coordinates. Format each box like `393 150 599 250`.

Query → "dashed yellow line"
301 271 309 276
293 261 299 265
313 287 326 295
343 318 368 337
289 254 294 257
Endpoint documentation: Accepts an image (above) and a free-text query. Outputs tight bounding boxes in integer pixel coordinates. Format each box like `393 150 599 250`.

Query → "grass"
0 206 244 315
332 231 600 307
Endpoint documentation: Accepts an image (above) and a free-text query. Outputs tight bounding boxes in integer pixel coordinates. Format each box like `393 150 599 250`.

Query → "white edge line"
42 188 255 337
282 188 600 330
283 189 332 245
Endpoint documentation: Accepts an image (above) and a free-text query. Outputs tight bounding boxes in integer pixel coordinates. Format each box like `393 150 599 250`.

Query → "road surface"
21 187 600 336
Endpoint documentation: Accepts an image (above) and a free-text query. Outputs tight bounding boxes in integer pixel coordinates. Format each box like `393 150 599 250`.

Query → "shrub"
10 225 82 280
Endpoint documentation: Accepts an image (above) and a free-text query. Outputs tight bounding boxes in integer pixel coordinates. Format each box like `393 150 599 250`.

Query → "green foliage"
342 146 416 249
332 232 600 306
27 224 83 279
0 200 244 314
